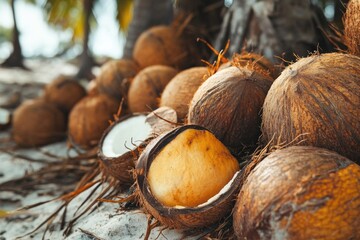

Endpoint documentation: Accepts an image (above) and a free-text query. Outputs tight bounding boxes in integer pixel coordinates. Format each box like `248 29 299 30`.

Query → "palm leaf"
116 0 133 32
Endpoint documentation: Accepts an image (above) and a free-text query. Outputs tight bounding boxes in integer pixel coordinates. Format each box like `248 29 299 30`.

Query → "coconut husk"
68 94 120 149
160 67 209 121
261 53 360 163
188 66 273 154
43 75 87 113
12 99 66 147
95 59 139 99
132 25 190 69
128 65 177 113
136 125 243 229
344 0 360 56
233 146 360 239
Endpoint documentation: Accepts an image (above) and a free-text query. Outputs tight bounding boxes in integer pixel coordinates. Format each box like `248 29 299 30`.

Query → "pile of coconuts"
8 1 360 238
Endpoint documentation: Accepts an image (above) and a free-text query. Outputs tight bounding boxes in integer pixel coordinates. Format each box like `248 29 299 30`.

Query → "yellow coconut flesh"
147 128 239 208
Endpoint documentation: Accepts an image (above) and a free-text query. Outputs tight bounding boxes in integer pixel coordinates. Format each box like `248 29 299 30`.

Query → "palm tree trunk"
76 0 95 80
1 0 25 68
213 0 341 64
123 0 173 58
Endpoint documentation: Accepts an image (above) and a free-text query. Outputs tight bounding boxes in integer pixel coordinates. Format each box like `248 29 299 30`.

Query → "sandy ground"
0 60 194 240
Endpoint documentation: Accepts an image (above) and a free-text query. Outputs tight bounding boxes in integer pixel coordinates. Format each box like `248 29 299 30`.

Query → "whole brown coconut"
136 125 242 229
160 67 209 121
132 25 189 69
43 75 86 113
12 99 66 147
95 59 139 99
68 94 119 149
233 146 360 240
344 0 360 56
262 53 360 163
127 65 177 113
188 66 273 152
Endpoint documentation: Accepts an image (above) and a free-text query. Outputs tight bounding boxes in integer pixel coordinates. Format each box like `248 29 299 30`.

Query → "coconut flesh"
136 125 242 229
101 115 153 158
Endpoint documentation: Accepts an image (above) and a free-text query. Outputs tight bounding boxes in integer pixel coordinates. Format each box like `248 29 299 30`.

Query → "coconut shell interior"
136 125 243 229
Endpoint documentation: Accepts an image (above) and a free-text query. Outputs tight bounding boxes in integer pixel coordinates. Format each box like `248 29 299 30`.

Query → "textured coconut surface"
0 60 195 240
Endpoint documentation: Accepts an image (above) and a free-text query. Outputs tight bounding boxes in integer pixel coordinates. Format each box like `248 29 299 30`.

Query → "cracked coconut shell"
12 99 66 147
261 53 360 163
136 125 242 229
132 25 190 69
160 67 209 121
43 75 86 113
188 66 273 153
128 65 177 113
344 0 360 56
68 94 119 149
95 59 139 99
233 146 360 240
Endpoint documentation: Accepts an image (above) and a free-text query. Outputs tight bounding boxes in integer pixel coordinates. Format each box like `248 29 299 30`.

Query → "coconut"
261 53 360 163
136 125 242 229
344 0 360 56
68 94 120 149
98 107 178 186
95 59 139 99
0 108 11 131
233 146 360 240
98 113 153 186
127 65 177 113
43 75 87 113
160 67 209 121
12 99 66 147
188 66 273 153
132 25 190 69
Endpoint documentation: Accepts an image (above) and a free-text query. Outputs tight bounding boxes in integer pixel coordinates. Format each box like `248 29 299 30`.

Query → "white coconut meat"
102 115 152 158
0 108 11 125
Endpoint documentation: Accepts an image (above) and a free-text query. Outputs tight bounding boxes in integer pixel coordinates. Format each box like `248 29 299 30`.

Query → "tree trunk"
123 0 173 58
1 0 26 69
213 0 341 64
76 0 96 80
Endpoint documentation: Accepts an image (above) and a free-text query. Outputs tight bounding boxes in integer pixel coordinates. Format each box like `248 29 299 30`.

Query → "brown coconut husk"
132 25 190 69
344 0 360 56
160 67 209 122
12 99 66 147
95 59 139 99
261 53 360 163
188 66 273 154
43 75 87 113
135 125 243 230
68 94 120 149
233 146 360 240
128 65 177 113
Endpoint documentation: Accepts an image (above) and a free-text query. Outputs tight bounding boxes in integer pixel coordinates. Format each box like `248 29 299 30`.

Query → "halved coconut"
98 107 178 185
136 125 242 229
98 114 153 185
